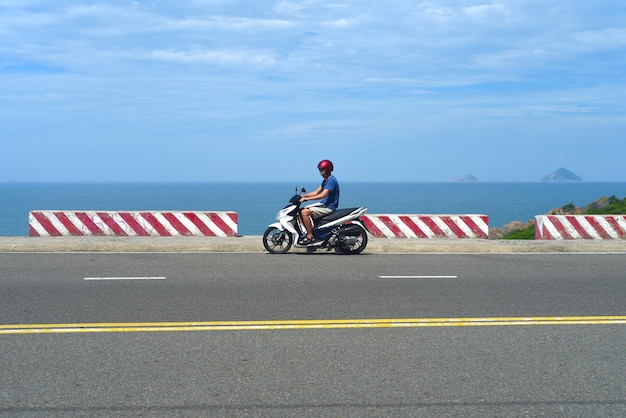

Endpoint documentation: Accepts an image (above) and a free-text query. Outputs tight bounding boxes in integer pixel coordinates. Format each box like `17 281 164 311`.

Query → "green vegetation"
503 226 535 240
584 195 626 214
502 195 625 240
561 203 576 213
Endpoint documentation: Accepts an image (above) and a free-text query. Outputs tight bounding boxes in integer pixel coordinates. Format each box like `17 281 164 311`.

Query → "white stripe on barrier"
221 213 238 233
174 213 201 236
388 215 415 238
368 216 396 238
28 213 47 237
154 213 177 236
137 213 158 235
411 216 436 238
597 216 619 239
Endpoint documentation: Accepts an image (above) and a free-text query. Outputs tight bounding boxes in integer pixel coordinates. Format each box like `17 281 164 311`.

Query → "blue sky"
1 1 625 182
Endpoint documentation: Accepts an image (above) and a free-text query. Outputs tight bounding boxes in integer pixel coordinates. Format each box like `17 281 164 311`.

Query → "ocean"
1 182 625 237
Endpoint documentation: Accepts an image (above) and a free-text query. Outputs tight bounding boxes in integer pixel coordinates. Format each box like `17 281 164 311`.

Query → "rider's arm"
301 186 328 201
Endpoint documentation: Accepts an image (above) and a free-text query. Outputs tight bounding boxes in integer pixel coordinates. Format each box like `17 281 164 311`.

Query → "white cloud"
571 28 626 51
1 1 625 181
168 16 295 30
463 3 510 19
149 48 278 66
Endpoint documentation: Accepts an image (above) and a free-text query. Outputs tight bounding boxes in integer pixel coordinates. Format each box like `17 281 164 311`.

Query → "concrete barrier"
362 214 489 239
535 215 626 240
29 211 238 237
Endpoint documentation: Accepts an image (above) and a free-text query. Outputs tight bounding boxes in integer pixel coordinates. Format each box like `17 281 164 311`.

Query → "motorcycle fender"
355 220 372 235
340 222 367 236
268 220 298 235
268 221 284 230
352 220 370 233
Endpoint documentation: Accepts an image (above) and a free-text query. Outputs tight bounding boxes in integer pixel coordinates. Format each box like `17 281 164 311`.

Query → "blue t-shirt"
320 175 340 210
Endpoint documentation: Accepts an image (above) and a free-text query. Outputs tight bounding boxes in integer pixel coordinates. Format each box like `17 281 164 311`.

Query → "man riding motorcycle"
298 160 339 246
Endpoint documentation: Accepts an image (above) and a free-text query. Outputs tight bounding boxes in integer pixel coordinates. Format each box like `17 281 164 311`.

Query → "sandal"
298 236 314 245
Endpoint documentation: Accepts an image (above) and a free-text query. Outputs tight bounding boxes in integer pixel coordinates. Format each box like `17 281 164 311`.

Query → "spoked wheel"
337 225 368 255
263 227 293 254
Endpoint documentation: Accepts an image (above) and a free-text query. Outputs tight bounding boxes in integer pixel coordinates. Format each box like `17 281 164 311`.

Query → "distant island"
541 167 582 182
448 174 479 182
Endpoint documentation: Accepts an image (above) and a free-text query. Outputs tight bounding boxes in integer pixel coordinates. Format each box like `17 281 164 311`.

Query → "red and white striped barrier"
535 215 626 240
362 214 489 239
29 211 238 237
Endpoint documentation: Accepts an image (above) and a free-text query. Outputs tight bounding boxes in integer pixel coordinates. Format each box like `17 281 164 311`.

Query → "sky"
1 1 625 182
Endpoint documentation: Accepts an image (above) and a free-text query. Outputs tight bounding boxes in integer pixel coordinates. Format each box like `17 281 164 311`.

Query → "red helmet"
317 159 334 172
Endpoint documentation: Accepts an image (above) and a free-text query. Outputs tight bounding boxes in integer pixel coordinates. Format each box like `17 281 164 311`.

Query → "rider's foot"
298 236 315 245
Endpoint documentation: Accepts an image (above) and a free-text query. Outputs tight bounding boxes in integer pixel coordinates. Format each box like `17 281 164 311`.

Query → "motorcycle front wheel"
263 227 293 254
337 225 368 255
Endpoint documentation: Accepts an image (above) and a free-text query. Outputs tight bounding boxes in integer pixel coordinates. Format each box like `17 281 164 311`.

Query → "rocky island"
448 175 479 182
541 167 582 182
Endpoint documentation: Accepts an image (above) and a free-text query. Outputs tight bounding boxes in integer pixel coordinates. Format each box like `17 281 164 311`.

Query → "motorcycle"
262 187 369 255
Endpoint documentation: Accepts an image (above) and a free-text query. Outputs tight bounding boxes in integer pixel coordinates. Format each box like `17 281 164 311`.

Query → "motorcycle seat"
315 208 361 226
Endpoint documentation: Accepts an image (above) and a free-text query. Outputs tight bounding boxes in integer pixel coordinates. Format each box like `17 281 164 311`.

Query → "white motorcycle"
262 187 369 255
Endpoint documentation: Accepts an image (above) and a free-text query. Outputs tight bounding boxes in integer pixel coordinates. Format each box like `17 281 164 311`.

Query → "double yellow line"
2 316 625 334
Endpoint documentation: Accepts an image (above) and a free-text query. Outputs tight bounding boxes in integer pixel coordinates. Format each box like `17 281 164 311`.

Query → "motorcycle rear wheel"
263 227 293 254
337 225 368 255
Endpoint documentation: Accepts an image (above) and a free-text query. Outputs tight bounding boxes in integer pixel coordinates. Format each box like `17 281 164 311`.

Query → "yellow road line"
1 316 625 334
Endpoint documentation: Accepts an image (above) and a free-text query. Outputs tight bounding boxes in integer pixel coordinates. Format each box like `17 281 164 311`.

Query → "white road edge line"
84 277 166 281
380 275 458 279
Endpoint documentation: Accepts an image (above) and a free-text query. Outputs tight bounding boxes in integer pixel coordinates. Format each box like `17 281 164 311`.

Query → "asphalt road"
1 253 625 417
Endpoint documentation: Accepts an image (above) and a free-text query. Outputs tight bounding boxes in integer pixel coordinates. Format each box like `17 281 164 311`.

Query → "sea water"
1 182 625 236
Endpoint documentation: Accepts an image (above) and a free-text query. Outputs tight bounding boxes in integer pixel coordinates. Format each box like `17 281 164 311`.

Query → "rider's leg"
301 207 314 239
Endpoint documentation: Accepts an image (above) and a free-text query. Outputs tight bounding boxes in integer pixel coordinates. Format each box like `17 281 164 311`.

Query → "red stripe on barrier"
31 212 61 236
55 212 84 236
539 222 551 239
441 216 465 238
208 212 237 237
550 216 572 239
140 213 170 236
564 215 588 238
381 216 406 238
119 212 150 236
585 216 610 239
536 216 554 240
75 212 104 235
361 216 383 238
535 224 545 239
605 216 626 238
162 213 190 236
184 213 213 236
420 216 444 238
398 216 429 238
97 212 127 236
228 212 239 236
464 216 488 238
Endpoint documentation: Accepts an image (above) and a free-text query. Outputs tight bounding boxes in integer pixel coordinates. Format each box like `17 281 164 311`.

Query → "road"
1 252 625 416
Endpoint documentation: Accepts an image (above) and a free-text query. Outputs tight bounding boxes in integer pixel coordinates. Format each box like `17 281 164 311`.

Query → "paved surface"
2 253 625 416
0 236 624 253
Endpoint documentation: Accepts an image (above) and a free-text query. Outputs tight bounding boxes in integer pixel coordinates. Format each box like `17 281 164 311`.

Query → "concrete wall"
29 211 238 237
535 215 626 240
362 214 489 239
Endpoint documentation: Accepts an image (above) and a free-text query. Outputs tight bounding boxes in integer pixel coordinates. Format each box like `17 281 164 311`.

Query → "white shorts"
306 204 333 219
